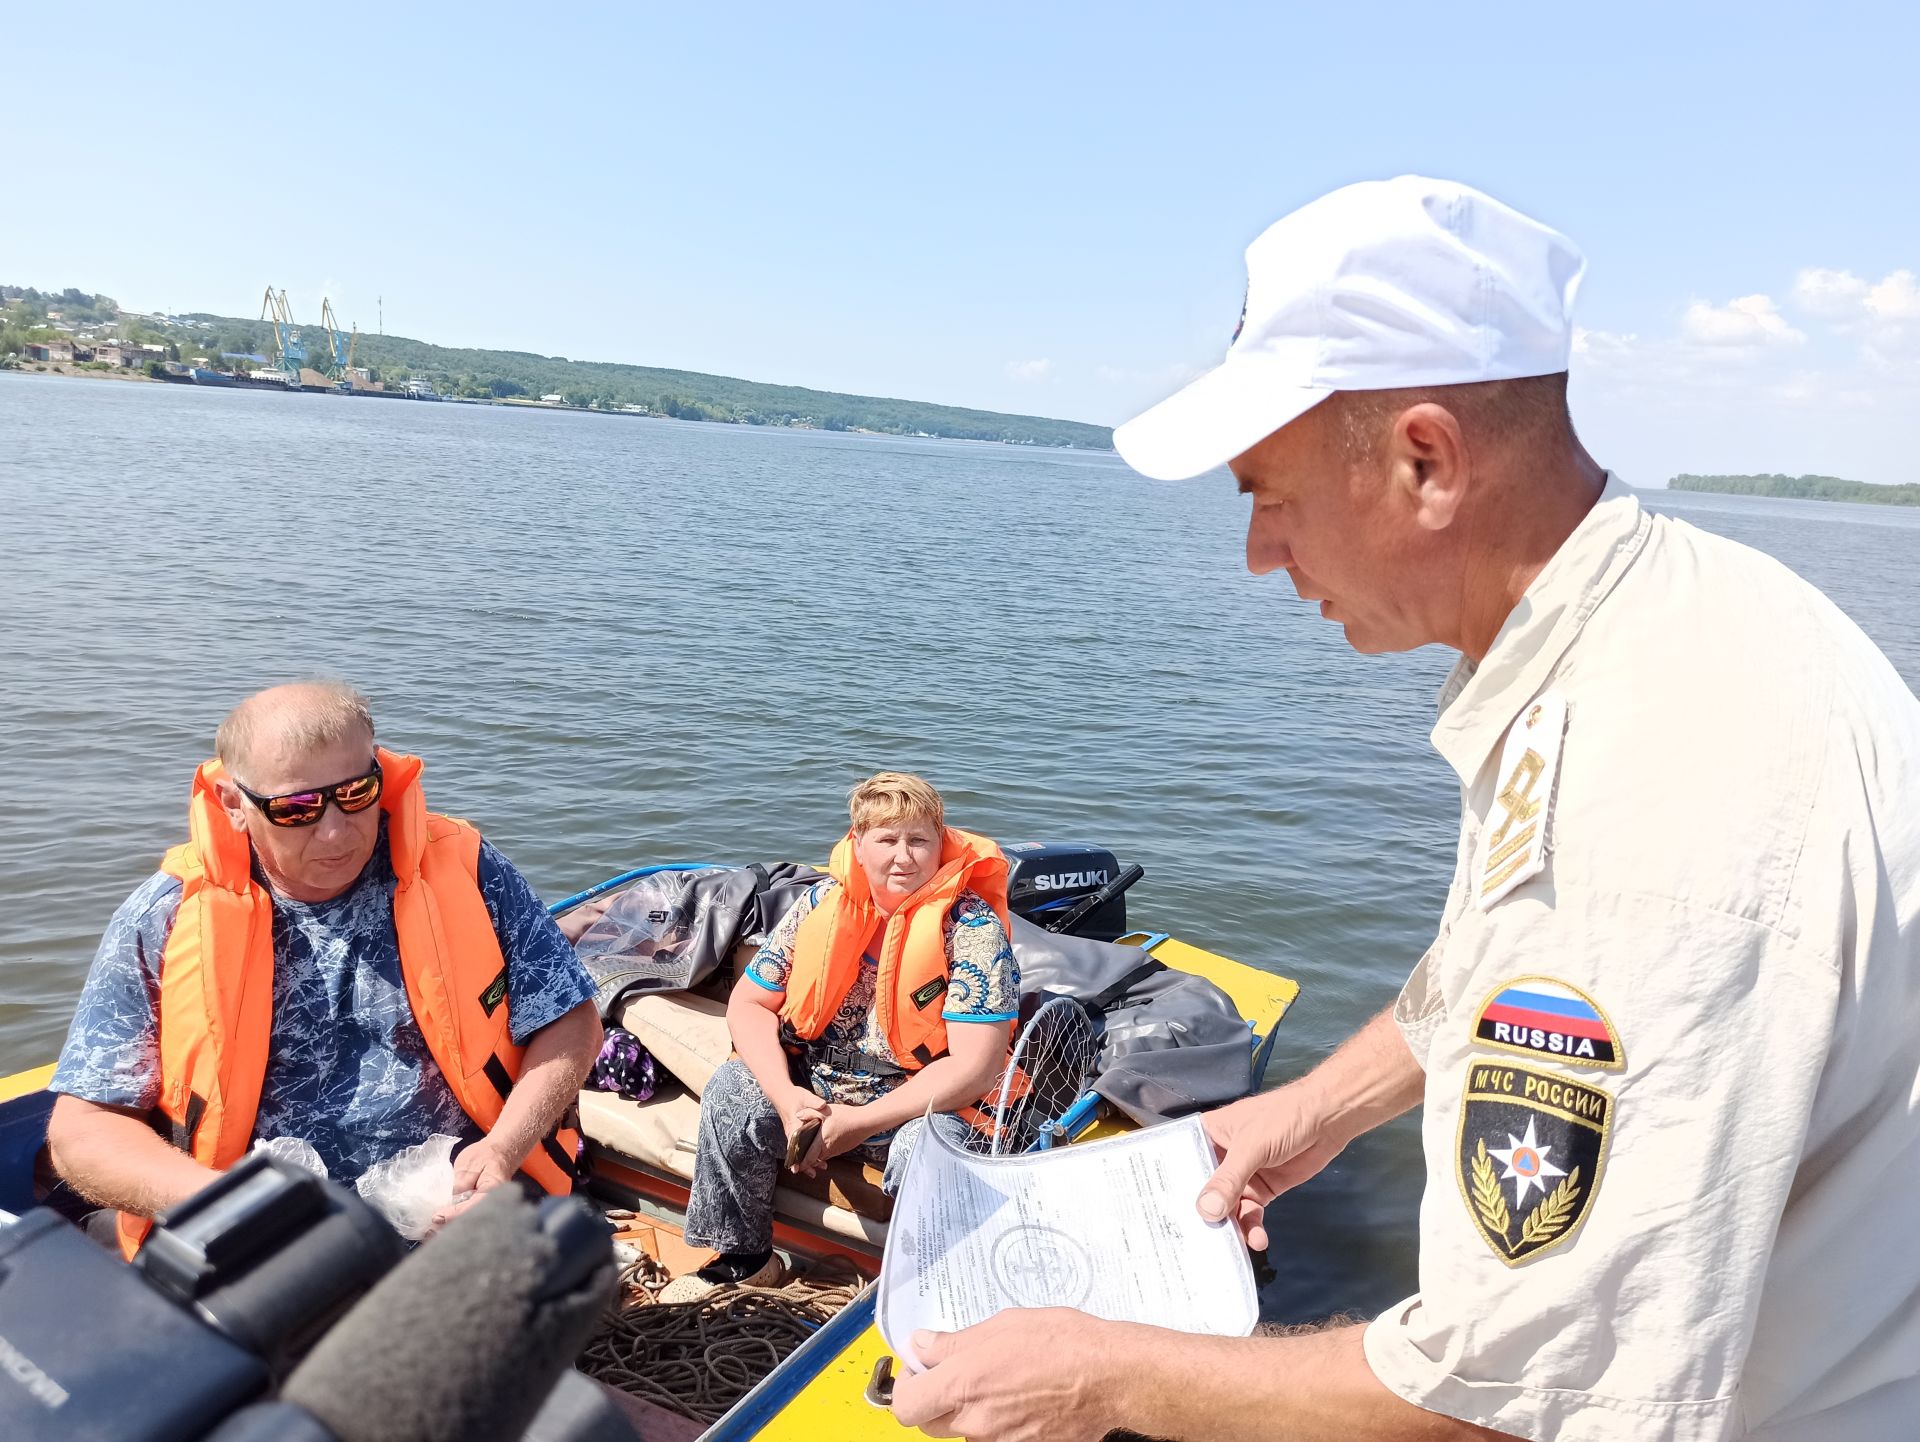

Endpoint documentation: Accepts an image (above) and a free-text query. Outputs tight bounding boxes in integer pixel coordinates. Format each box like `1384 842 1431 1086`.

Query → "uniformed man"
889 176 1920 1441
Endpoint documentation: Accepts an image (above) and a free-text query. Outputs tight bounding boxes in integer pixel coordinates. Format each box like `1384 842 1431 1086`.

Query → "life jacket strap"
800 1038 914 1079
539 1133 582 1181
483 1053 515 1101
153 1092 207 1153
483 1052 581 1185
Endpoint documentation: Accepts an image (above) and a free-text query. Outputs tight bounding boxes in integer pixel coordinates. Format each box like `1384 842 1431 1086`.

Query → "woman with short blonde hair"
667 772 1019 1300
846 771 944 833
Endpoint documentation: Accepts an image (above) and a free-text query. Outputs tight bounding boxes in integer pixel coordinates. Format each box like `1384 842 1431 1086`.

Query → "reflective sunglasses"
234 761 384 828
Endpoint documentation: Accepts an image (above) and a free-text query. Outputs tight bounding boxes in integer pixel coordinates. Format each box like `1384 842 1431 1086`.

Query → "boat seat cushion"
614 992 732 1098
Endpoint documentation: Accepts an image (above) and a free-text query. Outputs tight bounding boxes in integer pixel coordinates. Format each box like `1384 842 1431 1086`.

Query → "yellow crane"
319 297 357 379
258 287 305 373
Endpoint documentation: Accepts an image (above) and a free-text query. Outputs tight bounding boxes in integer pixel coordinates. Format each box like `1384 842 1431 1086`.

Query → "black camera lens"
139 1155 406 1375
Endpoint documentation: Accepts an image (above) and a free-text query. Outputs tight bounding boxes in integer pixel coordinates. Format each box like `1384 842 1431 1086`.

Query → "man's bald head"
215 681 376 780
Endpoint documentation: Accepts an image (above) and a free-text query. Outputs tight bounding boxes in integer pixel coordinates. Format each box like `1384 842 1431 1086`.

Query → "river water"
3 372 1916 1320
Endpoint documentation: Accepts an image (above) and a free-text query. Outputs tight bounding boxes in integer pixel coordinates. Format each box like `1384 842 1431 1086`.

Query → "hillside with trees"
0 286 182 362
1 284 1112 449
1670 473 1919 507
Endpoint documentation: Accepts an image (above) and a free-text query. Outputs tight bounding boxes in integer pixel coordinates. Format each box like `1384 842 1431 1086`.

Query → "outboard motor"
1002 841 1143 943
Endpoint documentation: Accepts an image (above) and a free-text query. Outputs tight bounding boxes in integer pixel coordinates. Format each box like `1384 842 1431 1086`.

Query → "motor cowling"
1001 841 1130 942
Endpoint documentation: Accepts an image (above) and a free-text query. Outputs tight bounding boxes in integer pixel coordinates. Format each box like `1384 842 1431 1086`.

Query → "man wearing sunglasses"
45 680 605 1253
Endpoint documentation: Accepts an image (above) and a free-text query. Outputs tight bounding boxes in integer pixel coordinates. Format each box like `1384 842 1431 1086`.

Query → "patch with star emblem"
1455 1061 1612 1266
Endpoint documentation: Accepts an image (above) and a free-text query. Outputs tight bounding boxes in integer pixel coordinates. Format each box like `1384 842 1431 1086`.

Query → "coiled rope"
580 1237 865 1424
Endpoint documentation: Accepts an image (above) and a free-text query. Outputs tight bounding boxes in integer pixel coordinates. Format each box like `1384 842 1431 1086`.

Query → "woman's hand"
797 1103 874 1176
773 1084 827 1145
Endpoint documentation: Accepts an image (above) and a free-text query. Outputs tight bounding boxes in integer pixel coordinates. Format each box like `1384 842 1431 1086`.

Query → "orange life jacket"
117 747 580 1258
780 827 1012 1070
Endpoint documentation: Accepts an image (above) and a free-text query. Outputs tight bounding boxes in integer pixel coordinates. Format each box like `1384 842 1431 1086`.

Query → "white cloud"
1679 294 1805 348
1568 266 1915 486
1867 269 1920 323
1005 358 1051 381
1790 267 1919 339
1572 326 1637 360
1791 267 1870 321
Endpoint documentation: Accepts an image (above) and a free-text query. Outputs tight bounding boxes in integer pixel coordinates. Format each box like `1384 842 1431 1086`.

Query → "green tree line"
331 329 1111 446
1670 474 1919 508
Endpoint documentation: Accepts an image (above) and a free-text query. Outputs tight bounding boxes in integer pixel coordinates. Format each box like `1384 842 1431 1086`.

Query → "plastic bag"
353 1134 460 1241
251 1135 329 1179
571 868 729 1003
570 863 823 1010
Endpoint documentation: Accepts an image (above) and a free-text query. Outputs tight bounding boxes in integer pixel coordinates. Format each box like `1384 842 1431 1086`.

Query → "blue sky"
7 4 1915 483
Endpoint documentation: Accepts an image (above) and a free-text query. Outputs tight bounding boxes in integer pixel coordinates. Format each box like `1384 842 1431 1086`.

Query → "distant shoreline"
3 283 1114 451
0 368 1115 455
0 356 1111 452
1669 473 1919 508
3 360 157 384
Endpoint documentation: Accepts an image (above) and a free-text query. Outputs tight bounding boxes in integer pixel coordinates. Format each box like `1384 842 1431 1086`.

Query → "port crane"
258 287 307 375
319 297 358 383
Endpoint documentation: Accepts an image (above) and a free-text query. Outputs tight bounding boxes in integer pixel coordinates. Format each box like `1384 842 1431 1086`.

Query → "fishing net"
965 993 1101 1156
580 1240 865 1425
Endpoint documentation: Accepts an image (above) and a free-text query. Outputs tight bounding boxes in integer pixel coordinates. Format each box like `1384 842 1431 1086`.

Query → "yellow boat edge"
0 1064 55 1106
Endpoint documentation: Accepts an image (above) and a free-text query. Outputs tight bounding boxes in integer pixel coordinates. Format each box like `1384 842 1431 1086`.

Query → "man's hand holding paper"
892 1307 1150 1442
876 1111 1258 1364
1196 1082 1351 1251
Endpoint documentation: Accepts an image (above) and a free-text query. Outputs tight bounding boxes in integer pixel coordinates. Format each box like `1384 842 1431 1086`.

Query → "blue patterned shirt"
746 881 1020 1109
50 826 596 1186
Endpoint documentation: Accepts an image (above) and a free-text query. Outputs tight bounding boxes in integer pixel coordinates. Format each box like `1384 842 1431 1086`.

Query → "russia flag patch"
1472 976 1623 1070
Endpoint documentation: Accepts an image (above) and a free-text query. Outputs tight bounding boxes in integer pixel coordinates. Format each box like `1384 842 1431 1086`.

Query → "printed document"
876 1113 1259 1371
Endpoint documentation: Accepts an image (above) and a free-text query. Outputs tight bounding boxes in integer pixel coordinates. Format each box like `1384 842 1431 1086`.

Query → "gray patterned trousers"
683 1057 974 1254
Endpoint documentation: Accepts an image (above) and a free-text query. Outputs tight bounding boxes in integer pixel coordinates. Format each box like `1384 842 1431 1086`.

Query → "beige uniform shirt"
1363 475 1920 1441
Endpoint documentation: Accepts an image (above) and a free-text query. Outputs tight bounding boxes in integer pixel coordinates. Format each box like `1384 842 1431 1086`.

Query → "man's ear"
213 779 251 833
1387 402 1470 531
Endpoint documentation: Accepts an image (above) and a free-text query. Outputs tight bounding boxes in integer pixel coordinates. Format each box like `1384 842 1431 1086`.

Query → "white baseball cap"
1113 175 1586 481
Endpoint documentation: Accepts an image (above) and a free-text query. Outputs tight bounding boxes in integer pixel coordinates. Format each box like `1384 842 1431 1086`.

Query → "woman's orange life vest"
117 746 580 1259
779 826 1012 1070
